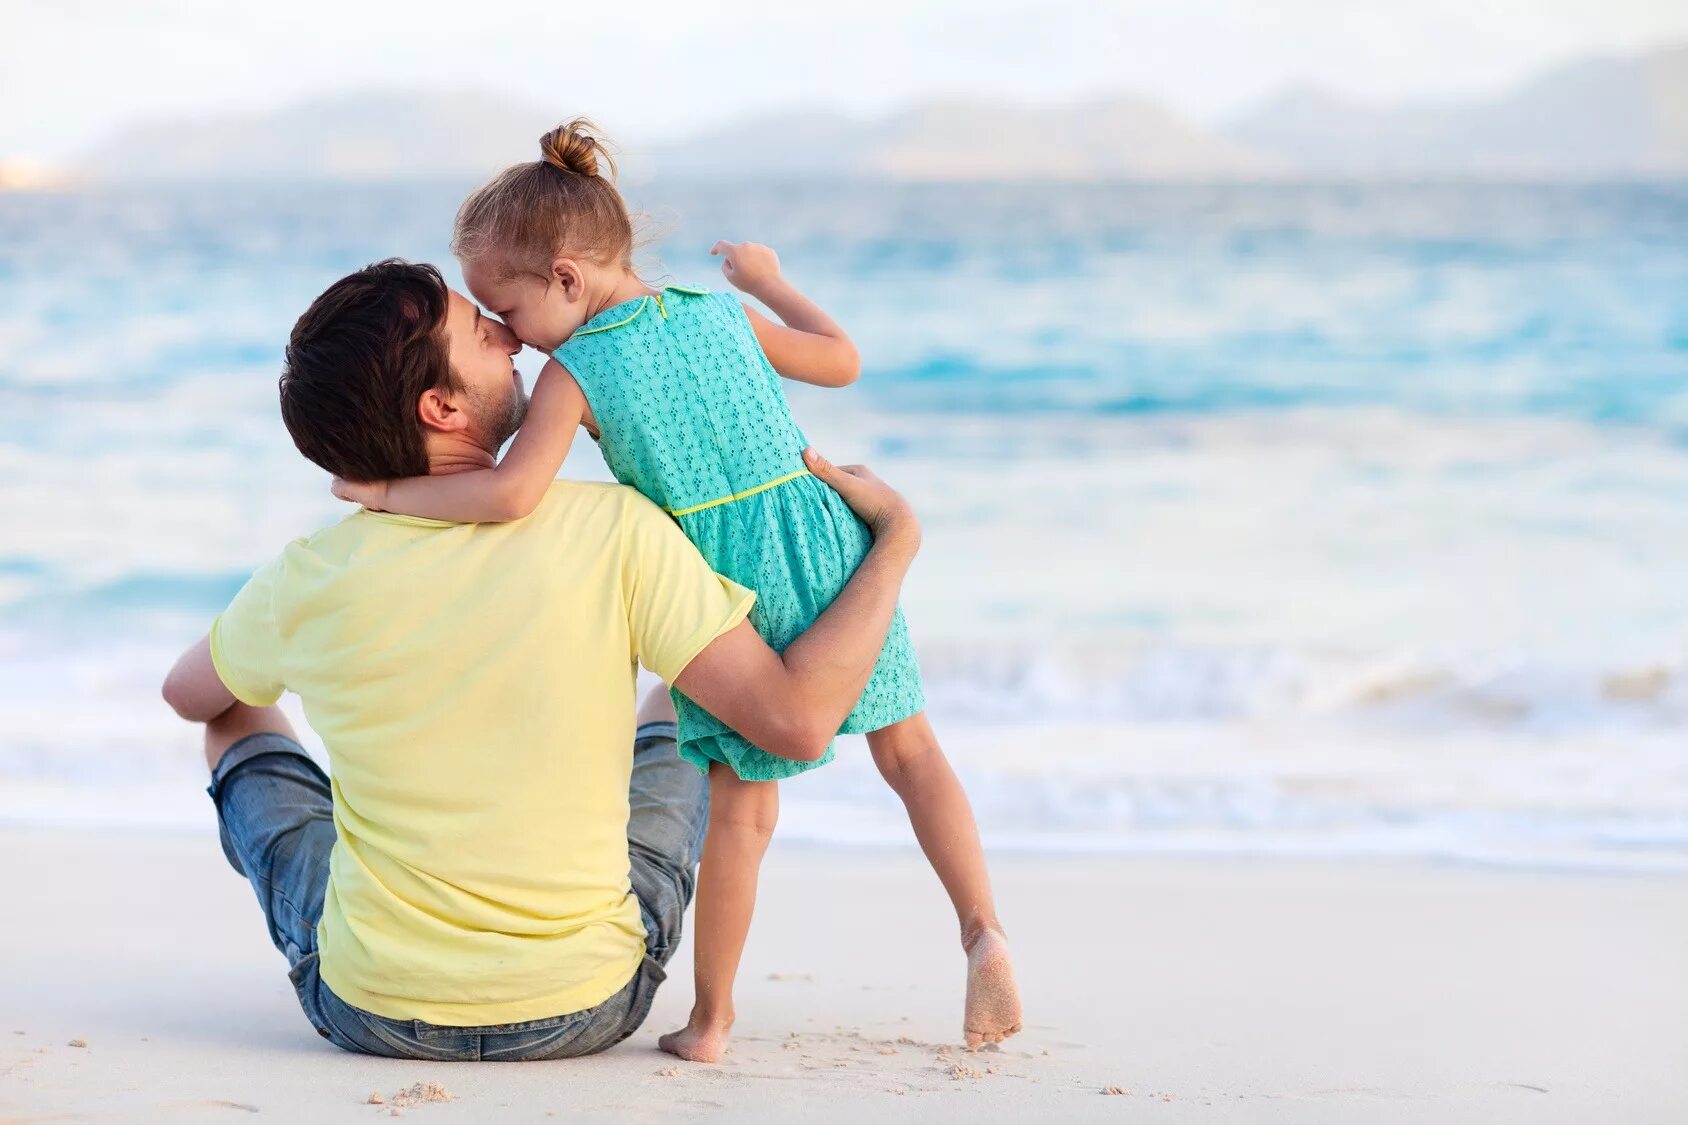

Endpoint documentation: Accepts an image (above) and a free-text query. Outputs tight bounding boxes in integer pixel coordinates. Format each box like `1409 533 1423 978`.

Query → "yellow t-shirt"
209 482 754 1026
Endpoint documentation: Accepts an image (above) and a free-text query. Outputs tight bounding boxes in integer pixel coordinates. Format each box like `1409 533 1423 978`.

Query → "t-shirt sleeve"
208 558 287 707
620 493 756 684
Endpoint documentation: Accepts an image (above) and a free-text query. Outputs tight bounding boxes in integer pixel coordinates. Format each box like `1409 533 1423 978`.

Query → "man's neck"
425 433 498 476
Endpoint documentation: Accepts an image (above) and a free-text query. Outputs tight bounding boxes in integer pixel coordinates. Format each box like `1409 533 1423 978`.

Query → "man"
161 260 921 1061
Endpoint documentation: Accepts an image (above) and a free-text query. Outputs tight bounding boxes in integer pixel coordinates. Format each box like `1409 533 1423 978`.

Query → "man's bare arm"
672 448 919 762
162 634 238 722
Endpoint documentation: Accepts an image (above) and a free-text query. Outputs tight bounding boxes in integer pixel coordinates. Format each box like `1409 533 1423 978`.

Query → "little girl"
334 120 1021 1061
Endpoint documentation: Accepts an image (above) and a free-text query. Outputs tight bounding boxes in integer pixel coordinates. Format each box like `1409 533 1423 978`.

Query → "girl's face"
461 255 588 355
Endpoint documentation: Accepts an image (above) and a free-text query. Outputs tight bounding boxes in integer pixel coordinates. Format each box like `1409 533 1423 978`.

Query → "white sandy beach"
4 828 1685 1123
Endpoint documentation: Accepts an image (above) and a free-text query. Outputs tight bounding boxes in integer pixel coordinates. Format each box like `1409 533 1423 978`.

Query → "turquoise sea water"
5 181 1687 868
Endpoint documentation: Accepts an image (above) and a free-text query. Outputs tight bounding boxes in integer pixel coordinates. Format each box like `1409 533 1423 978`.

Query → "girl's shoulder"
554 286 760 385
560 285 740 347
669 285 746 321
664 286 764 348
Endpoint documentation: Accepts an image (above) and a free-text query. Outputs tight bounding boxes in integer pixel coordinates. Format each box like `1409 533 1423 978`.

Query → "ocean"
5 180 1687 871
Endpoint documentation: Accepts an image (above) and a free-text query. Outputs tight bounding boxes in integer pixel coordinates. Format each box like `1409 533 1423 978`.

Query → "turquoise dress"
556 286 925 781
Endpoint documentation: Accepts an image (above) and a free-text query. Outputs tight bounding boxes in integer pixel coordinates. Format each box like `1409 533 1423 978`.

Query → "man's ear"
416 385 467 434
551 257 586 303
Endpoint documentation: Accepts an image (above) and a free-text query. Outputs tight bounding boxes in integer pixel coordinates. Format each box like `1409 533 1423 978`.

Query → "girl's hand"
332 476 390 512
711 241 782 294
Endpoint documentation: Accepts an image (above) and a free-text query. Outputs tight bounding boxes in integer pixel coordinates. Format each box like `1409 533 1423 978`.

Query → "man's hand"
331 476 390 512
676 455 921 763
711 240 782 295
802 447 920 555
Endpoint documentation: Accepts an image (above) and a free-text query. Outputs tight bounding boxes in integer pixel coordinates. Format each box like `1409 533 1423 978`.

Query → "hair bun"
540 118 615 180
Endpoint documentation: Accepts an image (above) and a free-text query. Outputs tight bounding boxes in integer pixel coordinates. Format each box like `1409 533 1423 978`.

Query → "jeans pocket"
356 1012 479 1061
287 955 468 1060
498 960 665 1062
602 956 667 1052
412 1004 599 1040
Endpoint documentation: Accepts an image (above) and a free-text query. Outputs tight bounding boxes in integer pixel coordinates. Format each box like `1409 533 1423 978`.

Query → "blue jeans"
206 722 708 1060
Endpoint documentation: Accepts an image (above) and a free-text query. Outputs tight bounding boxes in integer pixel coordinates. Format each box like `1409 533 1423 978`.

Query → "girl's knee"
709 769 780 838
868 721 942 780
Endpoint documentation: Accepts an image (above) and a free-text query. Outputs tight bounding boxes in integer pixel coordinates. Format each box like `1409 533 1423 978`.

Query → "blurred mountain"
83 91 1273 183
76 42 1688 182
642 96 1278 180
1228 43 1688 177
84 90 558 181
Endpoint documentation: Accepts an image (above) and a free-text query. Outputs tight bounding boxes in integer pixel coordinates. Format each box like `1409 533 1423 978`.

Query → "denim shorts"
206 722 708 1060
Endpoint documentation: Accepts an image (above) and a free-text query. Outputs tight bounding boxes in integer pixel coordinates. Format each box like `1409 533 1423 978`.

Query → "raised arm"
713 241 860 388
334 359 587 523
673 448 918 760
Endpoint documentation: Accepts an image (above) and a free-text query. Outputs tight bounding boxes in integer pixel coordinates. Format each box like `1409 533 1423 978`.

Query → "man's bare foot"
658 1018 732 1063
963 927 1023 1050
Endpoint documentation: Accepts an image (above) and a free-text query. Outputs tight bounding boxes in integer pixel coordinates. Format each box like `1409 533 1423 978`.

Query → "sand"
3 827 1685 1123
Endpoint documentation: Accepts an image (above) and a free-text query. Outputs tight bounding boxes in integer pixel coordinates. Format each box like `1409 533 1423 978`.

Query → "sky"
4 0 1687 162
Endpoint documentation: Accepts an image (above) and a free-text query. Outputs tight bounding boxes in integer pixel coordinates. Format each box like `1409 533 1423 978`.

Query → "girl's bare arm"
714 240 861 388
334 360 587 523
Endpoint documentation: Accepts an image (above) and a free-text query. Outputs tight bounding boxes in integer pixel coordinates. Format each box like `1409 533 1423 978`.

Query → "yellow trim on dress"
570 298 650 338
666 469 811 517
572 286 712 338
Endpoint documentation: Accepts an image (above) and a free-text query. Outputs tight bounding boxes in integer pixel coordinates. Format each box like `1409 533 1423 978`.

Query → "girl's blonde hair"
452 118 635 277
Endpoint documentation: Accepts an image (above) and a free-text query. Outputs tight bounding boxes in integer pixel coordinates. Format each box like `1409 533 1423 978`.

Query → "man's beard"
469 380 530 453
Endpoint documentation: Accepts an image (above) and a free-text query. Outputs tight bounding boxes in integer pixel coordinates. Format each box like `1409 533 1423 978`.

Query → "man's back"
209 482 753 1024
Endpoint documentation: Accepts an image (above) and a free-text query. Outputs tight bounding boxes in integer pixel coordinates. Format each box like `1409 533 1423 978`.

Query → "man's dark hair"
280 259 458 482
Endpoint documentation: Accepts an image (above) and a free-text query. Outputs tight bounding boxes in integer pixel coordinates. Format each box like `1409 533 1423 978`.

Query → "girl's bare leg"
658 762 779 1063
867 711 1022 1048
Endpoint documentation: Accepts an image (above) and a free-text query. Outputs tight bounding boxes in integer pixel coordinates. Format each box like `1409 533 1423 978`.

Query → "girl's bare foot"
658 1017 733 1063
963 927 1023 1050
